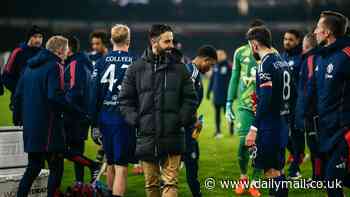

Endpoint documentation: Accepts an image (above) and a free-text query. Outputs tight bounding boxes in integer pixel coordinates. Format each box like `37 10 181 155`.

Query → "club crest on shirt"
325 63 334 79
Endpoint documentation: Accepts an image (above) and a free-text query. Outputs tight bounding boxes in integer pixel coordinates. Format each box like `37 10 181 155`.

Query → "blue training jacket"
295 48 318 130
3 43 41 93
64 52 93 116
207 60 232 106
310 37 350 152
64 52 93 140
14 49 68 153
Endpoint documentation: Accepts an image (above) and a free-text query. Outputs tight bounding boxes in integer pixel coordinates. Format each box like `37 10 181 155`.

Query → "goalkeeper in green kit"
226 20 265 197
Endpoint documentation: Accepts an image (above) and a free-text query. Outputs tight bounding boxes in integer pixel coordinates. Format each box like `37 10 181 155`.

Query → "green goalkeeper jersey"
227 44 257 112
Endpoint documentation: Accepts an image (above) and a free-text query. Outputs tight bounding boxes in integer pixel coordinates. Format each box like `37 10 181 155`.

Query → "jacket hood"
316 36 350 57
27 49 61 69
142 47 183 66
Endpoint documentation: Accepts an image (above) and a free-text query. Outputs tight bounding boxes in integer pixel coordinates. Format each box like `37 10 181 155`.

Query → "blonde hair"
46 36 68 54
111 24 130 46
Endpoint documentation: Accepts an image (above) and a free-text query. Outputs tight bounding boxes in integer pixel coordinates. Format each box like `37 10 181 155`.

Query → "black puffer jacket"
119 48 197 161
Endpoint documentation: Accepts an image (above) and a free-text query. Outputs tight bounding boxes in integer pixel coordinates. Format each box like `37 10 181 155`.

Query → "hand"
192 118 203 139
245 126 257 147
225 102 235 123
91 127 102 145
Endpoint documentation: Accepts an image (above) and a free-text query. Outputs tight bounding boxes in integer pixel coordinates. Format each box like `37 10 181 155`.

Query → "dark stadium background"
1 1 350 196
1 0 349 58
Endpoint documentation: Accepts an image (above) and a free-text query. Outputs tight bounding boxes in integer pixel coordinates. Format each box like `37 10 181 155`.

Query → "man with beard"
88 30 109 165
281 29 305 180
226 19 265 197
118 24 197 197
3 25 44 124
310 11 350 196
245 26 291 197
88 30 109 66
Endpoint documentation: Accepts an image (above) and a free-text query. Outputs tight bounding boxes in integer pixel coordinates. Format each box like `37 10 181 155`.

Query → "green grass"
0 81 349 197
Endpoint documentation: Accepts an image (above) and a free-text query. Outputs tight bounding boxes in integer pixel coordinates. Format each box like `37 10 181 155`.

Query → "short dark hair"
148 24 173 40
68 35 80 53
197 45 217 61
89 30 109 46
27 25 44 41
320 10 348 37
285 29 302 40
249 19 266 29
304 32 317 49
246 26 272 48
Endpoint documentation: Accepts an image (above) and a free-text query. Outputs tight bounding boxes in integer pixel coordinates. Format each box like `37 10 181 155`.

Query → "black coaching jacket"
119 48 198 161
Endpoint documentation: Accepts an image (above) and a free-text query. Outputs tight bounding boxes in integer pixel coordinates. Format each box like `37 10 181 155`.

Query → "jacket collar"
301 47 319 59
141 47 183 71
28 49 61 68
283 44 302 57
317 36 350 57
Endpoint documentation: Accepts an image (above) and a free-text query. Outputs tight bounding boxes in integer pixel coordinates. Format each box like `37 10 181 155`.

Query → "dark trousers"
66 140 86 182
305 123 321 180
322 138 348 197
17 152 64 197
64 123 95 182
288 127 305 175
64 142 97 179
214 104 233 135
184 138 202 197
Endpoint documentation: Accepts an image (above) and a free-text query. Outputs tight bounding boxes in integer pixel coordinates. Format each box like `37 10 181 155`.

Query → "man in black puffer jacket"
119 24 197 197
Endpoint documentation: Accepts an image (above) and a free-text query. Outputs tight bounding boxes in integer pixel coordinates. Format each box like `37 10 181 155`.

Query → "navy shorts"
254 142 286 171
99 113 136 166
253 128 288 171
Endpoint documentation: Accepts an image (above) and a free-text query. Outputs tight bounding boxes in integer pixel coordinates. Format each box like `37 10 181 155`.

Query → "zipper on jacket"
155 144 158 157
153 63 159 158
164 70 167 89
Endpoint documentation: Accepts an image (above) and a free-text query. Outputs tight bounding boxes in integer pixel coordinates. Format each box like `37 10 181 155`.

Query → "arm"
206 68 214 99
47 65 86 117
0 73 4 96
295 59 308 130
179 66 198 127
305 55 317 120
225 50 241 121
88 61 103 126
13 76 24 125
227 50 241 103
246 61 273 146
251 61 273 130
2 48 23 93
118 64 139 127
